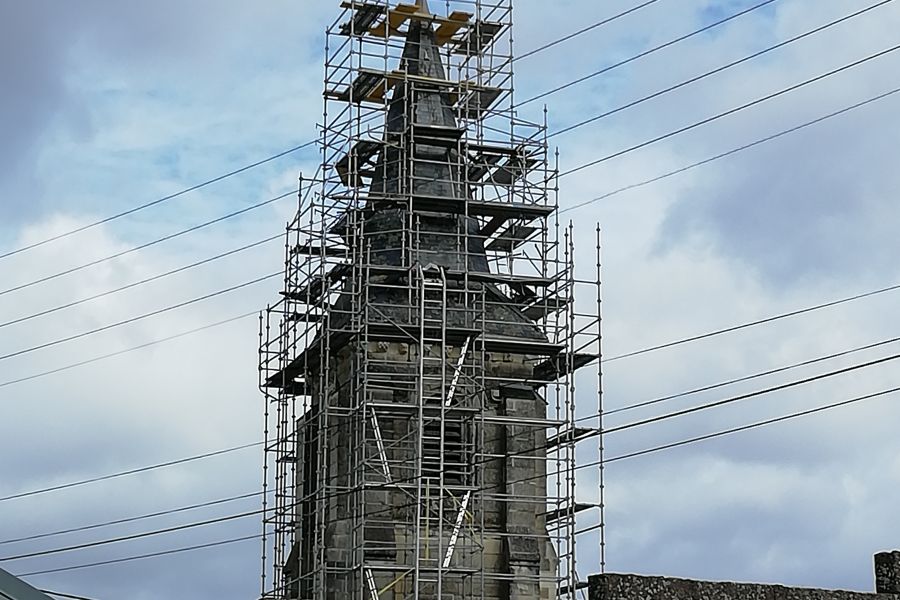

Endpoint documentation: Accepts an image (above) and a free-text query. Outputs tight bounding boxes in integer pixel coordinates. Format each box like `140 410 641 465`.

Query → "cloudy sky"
1 0 900 598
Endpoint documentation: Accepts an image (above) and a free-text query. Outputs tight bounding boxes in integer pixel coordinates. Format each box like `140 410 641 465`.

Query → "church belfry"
259 2 603 600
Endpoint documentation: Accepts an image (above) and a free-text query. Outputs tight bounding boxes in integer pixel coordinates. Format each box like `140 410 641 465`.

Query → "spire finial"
415 0 431 14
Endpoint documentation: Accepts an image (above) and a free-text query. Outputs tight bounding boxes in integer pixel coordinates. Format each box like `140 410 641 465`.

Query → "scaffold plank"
338 2 384 36
325 68 502 113
442 490 472 568
546 427 598 450
532 352 598 382
520 295 572 321
485 224 539 252
336 139 384 187
435 11 473 45
452 20 503 56
542 502 598 524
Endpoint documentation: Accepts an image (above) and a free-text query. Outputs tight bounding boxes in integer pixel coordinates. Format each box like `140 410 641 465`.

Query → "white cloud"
3 1 900 598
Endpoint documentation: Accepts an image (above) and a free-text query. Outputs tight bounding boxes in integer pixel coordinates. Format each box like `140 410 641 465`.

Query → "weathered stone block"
877 552 900 594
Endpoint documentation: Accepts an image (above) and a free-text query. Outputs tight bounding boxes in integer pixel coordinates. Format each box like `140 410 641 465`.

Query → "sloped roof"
0 567 54 600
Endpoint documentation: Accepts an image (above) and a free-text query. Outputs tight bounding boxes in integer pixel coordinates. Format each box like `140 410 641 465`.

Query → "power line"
0 441 262 504
514 0 664 62
0 1 665 266
559 42 900 177
40 590 98 600
603 278 900 363
0 491 264 546
604 351 900 435
604 385 900 463
521 0 786 107
0 14 895 515
4 347 892 540
0 3 866 309
606 334 900 416
558 84 900 214
541 0 892 131
0 144 313 263
0 192 292 298
18 534 260 577
0 273 278 364
0 312 257 390
0 508 268 562
14 384 895 580
0 235 281 331
4 86 896 373
4 277 900 500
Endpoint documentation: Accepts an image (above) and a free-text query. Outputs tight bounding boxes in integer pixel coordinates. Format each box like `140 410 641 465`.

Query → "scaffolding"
259 2 603 600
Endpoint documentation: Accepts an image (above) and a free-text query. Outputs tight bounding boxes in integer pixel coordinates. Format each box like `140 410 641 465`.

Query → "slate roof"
0 567 54 600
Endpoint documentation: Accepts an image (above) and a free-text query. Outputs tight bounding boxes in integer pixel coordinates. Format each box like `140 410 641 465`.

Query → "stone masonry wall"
590 554 900 600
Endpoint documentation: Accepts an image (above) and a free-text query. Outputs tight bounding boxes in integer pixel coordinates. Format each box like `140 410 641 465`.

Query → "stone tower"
259 3 600 600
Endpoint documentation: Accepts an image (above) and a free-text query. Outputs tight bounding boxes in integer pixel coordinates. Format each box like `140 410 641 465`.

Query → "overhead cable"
0 273 278 363
0 192 292 298
514 0 665 62
603 275 900 363
0 507 268 562
559 42 900 177
0 312 257 390
0 235 281 331
14 384 895 580
0 441 262 503
541 0 892 130
0 0 666 264
521 0 788 106
606 334 900 416
17 534 260 577
603 386 900 463
40 591 98 600
0 490 264 546
558 85 900 214
603 351 900 435
0 144 312 263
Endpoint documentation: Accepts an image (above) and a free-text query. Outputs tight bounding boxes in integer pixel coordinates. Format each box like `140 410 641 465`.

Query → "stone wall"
590 554 900 600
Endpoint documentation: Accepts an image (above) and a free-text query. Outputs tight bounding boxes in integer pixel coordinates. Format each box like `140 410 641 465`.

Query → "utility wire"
4 274 900 499
521 0 786 107
0 491 264 546
604 385 900 463
0 144 313 263
0 0 664 265
603 351 900 435
273 344 900 508
0 192 292 298
0 273 278 363
0 312 257 390
514 0 664 62
40 591 98 600
18 534 260 577
0 508 269 562
15 385 896 579
0 235 281 331
604 278 900 363
606 334 900 416
0 3 873 306
560 42 900 177
4 81 896 345
0 442 262 503
0 10 897 510
8 342 896 545
542 0 892 130
558 85 900 214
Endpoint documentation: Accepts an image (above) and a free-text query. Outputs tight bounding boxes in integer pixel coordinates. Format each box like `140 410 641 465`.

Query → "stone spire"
366 9 485 272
